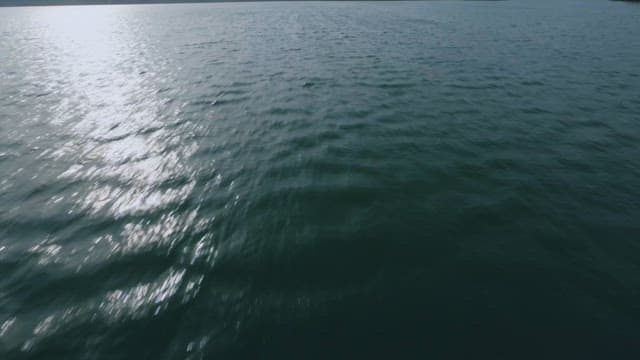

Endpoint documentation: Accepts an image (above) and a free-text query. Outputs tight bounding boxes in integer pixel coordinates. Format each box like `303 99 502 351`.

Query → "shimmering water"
1 1 640 359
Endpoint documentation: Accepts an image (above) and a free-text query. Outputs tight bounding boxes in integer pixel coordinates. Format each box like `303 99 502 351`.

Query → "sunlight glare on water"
2 5 207 354
37 6 199 219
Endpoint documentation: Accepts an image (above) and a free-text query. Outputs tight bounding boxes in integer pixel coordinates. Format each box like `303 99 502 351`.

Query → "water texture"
1 1 640 358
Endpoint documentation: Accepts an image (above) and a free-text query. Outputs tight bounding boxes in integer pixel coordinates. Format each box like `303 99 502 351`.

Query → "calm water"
1 1 640 358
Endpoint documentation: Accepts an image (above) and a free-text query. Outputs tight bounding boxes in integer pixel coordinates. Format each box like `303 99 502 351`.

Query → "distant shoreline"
0 0 501 8
2 0 431 7
0 0 263 6
0 0 634 9
3 0 441 7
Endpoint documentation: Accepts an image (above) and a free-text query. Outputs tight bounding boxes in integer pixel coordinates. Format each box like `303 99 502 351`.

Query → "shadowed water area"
1 1 640 359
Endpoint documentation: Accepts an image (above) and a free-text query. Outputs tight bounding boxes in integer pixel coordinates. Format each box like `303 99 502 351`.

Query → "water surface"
1 1 640 358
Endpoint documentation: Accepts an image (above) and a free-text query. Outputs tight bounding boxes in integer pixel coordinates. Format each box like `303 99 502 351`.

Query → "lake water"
1 1 640 358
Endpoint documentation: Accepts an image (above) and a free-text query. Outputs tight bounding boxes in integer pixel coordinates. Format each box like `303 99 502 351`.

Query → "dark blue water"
1 1 640 359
